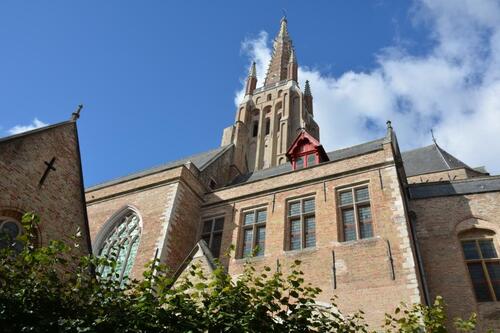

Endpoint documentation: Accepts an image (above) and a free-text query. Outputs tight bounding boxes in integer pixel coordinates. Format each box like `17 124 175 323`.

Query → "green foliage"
0 213 479 332
384 296 477 333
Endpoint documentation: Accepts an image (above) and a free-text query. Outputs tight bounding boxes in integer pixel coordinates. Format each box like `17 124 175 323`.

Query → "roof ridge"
402 144 435 153
433 143 452 169
329 136 386 153
86 145 231 191
437 145 470 169
198 144 233 171
410 174 500 187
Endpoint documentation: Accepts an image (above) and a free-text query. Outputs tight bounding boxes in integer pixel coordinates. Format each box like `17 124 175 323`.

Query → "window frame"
292 152 318 170
239 207 267 258
460 237 500 302
200 216 224 258
286 196 316 251
0 217 24 253
337 184 373 242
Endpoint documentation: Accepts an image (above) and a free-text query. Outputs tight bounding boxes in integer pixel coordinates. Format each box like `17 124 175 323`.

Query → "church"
1 18 499 330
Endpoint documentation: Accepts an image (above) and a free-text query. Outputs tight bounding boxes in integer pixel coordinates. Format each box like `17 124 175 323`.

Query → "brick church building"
1 18 499 330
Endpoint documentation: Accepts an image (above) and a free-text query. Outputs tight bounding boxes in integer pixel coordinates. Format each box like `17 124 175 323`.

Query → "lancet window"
96 209 141 283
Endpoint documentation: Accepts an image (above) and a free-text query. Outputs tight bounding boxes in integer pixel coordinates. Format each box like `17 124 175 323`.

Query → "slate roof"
230 137 386 185
409 176 500 199
401 144 470 177
86 144 232 191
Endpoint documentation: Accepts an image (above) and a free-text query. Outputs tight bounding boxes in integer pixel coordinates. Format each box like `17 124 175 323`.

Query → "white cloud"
234 31 272 105
8 118 48 135
235 0 500 174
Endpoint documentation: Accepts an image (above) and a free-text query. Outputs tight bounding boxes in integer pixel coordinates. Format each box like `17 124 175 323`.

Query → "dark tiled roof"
326 138 386 161
409 176 500 199
86 145 232 191
230 137 386 185
401 144 470 177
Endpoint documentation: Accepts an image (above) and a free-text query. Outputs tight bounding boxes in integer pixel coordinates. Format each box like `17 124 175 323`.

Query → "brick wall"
86 164 206 278
0 122 90 257
200 143 422 328
411 192 500 331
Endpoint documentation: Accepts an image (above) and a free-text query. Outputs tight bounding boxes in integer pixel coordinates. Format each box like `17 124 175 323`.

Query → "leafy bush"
0 213 478 332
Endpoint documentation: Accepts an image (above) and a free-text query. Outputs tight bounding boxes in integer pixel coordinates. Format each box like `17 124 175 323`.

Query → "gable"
0 121 92 256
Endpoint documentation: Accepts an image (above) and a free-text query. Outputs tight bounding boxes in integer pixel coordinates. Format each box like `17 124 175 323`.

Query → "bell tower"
221 17 320 172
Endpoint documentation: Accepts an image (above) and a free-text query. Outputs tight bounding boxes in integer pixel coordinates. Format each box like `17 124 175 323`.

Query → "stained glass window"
97 211 141 283
0 218 24 253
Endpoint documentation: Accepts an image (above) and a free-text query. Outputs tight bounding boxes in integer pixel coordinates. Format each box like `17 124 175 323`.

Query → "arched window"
459 228 500 302
95 208 142 282
0 217 23 253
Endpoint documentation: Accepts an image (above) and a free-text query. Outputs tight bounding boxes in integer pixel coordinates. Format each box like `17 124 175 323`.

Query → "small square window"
339 191 353 206
288 202 301 216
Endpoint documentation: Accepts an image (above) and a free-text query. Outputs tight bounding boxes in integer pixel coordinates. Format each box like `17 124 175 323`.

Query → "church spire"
245 62 257 95
304 80 313 115
264 16 295 87
249 61 256 78
304 80 311 96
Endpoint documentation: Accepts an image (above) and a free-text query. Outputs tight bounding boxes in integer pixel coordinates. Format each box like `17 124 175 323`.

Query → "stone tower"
221 17 320 172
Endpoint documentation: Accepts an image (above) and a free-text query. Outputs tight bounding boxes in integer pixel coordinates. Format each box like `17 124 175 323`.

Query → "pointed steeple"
248 61 256 78
304 80 313 115
264 17 295 87
304 80 311 96
245 62 257 95
287 48 298 81
278 16 289 39
289 48 296 64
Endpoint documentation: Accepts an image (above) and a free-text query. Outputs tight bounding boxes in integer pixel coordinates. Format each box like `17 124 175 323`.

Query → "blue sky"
1 1 499 186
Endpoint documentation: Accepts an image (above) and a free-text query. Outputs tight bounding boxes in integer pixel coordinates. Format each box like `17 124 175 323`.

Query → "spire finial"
304 80 311 96
279 14 288 38
386 120 392 130
71 104 83 121
249 61 256 78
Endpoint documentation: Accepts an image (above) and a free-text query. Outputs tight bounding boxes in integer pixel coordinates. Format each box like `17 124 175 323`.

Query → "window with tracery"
96 211 141 282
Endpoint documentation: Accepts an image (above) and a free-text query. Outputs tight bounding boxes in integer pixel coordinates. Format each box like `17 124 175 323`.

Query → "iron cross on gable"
38 157 56 188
